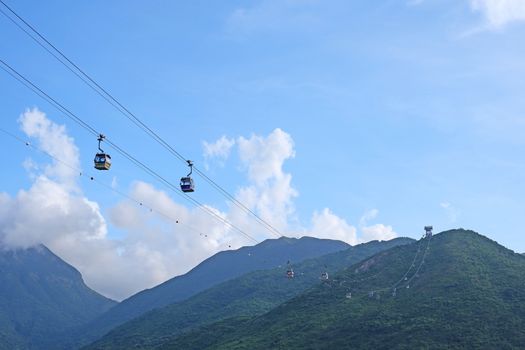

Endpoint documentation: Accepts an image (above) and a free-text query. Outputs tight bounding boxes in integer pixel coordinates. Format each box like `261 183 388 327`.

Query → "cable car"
180 160 194 192
286 260 294 278
320 272 329 281
94 134 112 170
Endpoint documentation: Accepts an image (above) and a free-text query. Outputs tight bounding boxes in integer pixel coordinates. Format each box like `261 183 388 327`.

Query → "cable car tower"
424 226 433 238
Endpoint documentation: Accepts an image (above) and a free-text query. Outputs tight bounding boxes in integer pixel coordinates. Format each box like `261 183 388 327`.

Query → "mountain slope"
166 229 525 349
69 236 350 348
84 237 413 349
0 245 116 350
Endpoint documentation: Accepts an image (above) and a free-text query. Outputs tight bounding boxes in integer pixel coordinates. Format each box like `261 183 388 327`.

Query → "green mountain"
161 229 525 349
84 237 413 349
65 236 350 348
0 245 116 350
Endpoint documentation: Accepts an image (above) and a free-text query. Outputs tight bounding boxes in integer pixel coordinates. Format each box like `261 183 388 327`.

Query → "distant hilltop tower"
424 226 433 238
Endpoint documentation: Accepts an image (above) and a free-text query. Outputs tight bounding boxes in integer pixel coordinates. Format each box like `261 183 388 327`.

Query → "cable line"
332 230 433 299
0 59 259 244
0 0 283 239
0 127 222 244
403 233 432 288
390 237 424 290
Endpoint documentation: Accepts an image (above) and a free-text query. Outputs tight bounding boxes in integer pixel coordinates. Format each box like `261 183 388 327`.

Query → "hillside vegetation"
85 238 413 349
0 245 116 350
66 236 350 348
163 230 525 349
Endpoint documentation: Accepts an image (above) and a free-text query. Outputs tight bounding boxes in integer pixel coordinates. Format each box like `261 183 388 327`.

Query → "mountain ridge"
83 237 414 349
63 236 351 349
160 229 525 349
0 244 116 350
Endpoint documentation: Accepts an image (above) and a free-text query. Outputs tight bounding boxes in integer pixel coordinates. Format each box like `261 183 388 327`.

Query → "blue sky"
1 0 525 299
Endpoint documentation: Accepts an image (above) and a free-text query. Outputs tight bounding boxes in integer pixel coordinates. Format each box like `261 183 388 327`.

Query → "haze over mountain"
84 237 413 349
160 229 525 349
64 236 350 348
0 245 116 350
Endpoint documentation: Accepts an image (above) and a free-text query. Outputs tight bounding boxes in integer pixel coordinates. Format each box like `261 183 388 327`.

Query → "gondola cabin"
180 176 194 192
286 269 294 279
94 153 111 170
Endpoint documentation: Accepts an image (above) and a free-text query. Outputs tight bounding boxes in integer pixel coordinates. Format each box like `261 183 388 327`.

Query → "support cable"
0 127 225 244
0 1 283 239
0 60 258 244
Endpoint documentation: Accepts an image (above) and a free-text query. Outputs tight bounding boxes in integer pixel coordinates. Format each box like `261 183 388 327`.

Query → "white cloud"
1 112 294 300
470 0 525 29
103 181 235 298
309 208 358 244
203 135 235 160
0 110 228 300
360 224 397 242
358 209 398 242
2 111 399 300
226 0 320 37
235 128 298 232
237 128 295 185
359 208 379 226
304 208 398 245
18 108 80 189
440 201 460 223
1 109 104 248
202 135 235 169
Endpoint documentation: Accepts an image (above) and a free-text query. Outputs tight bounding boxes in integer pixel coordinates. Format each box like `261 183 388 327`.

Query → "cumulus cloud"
18 108 81 189
470 0 525 29
1 113 299 299
0 109 114 295
302 208 397 244
360 224 398 242
1 109 105 249
237 128 295 185
0 109 233 300
235 128 298 231
202 135 235 169
358 209 398 242
0 177 107 248
2 110 398 300
309 208 358 244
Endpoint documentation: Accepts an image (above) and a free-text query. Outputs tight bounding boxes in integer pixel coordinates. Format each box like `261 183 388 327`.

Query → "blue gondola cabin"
180 176 194 192
94 153 111 170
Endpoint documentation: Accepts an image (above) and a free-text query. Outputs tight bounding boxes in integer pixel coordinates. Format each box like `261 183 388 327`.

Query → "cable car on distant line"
320 271 329 281
94 134 111 170
286 260 294 279
180 160 195 192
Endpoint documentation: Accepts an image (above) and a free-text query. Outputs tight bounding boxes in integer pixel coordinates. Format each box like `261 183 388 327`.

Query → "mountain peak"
74 235 351 348
0 244 116 349
179 229 525 349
